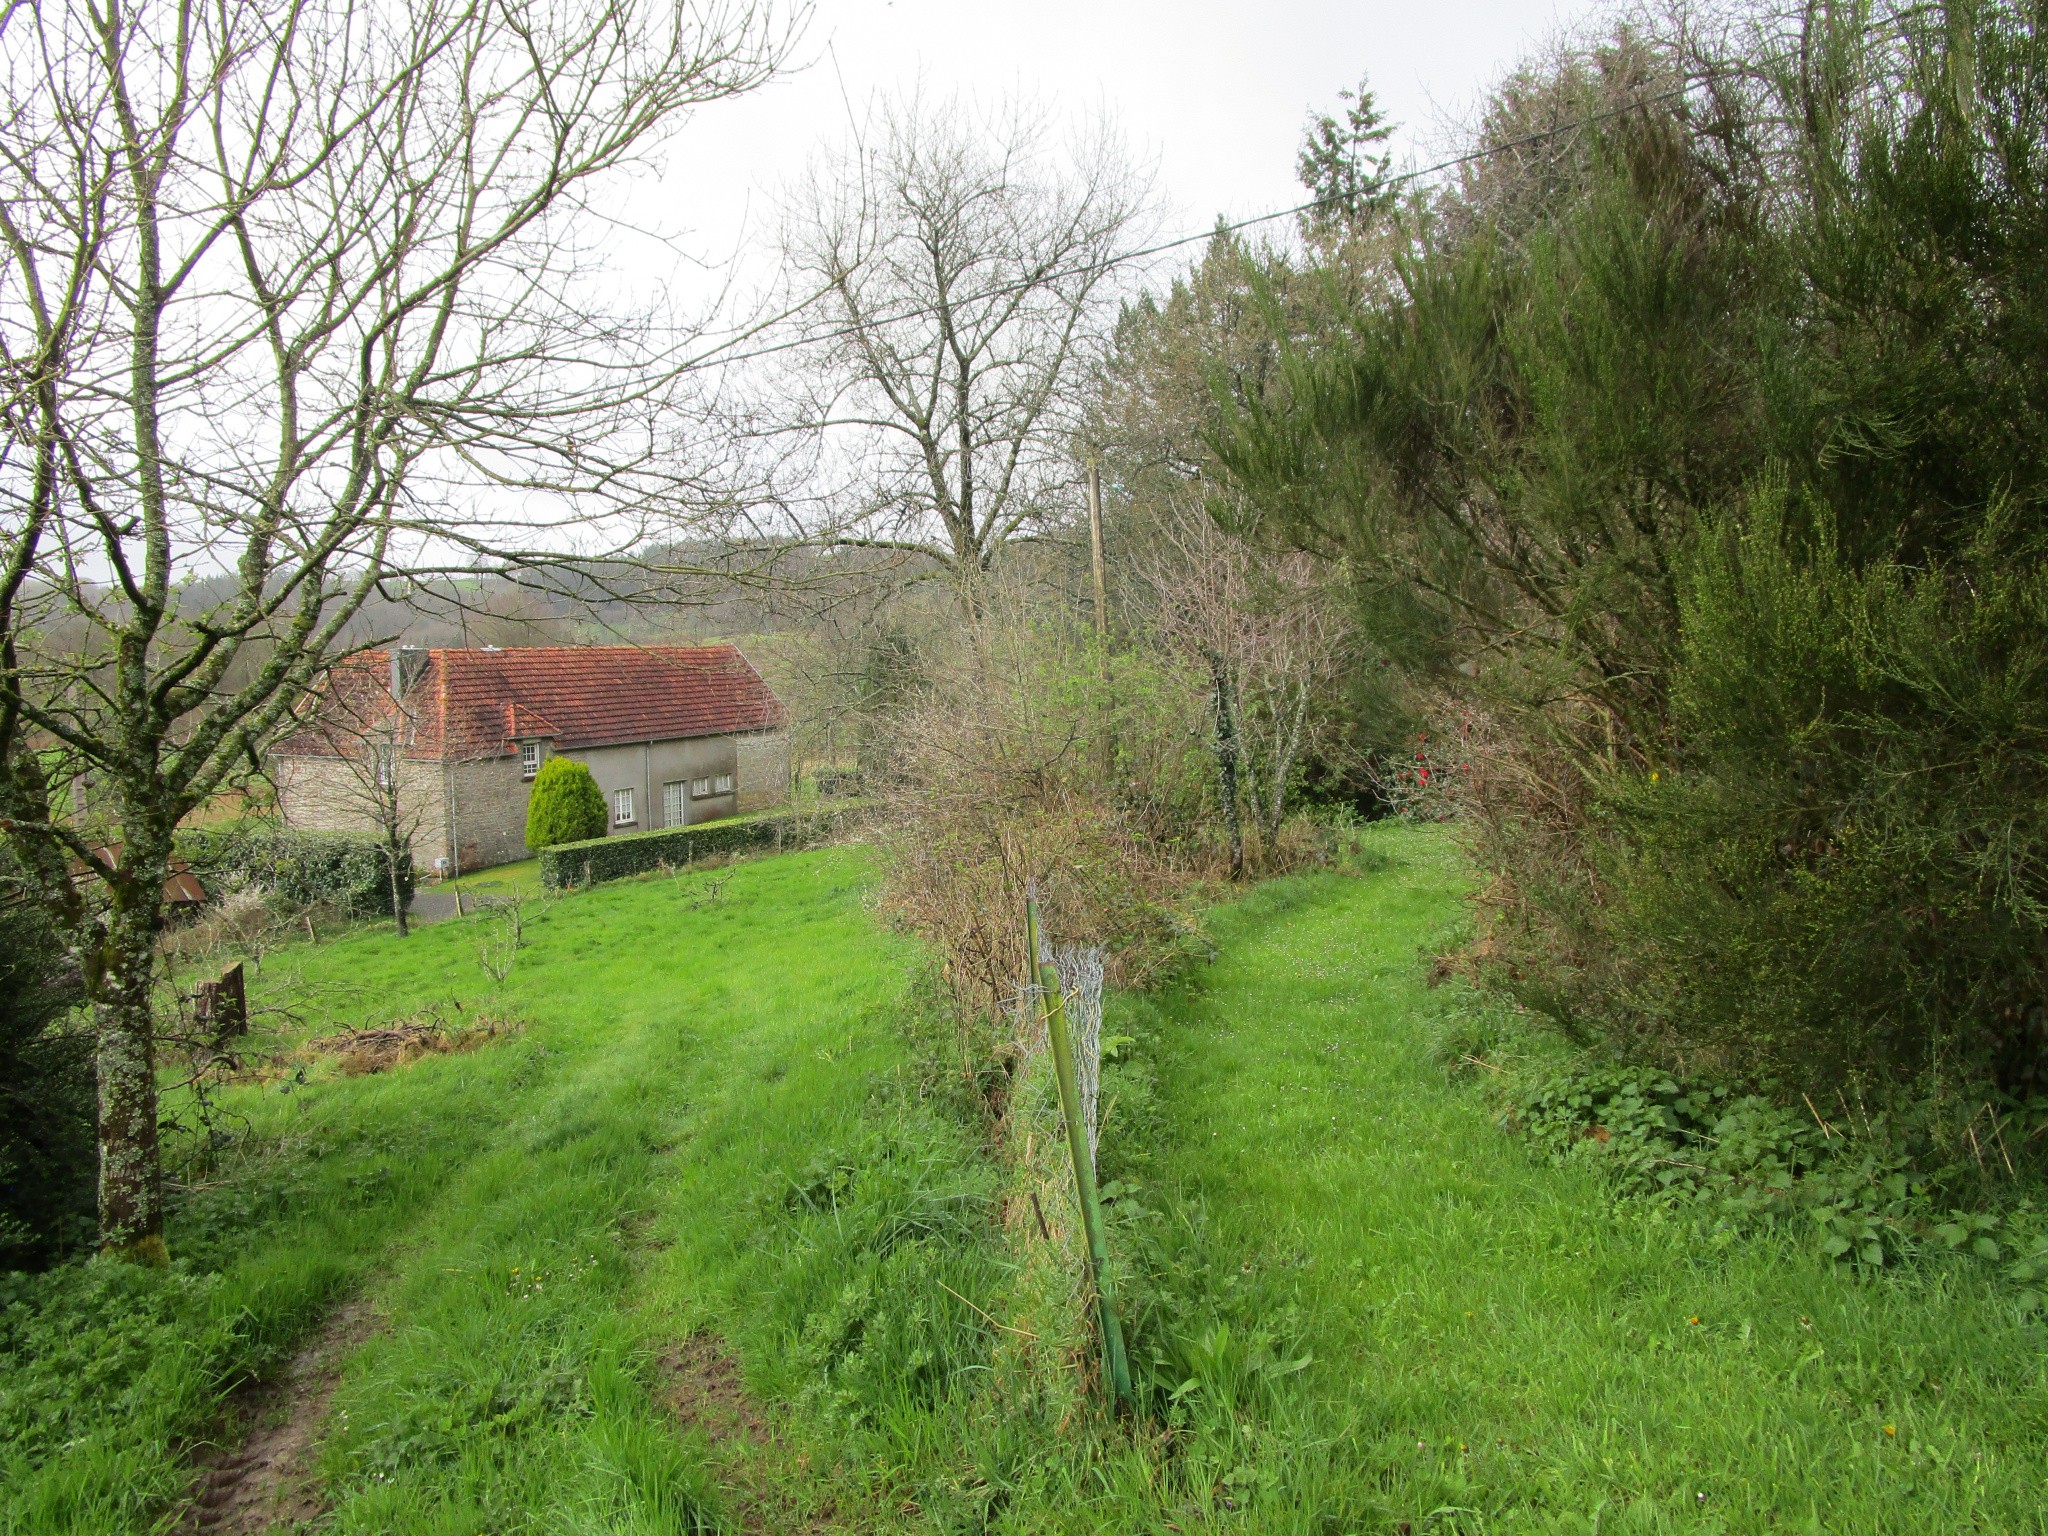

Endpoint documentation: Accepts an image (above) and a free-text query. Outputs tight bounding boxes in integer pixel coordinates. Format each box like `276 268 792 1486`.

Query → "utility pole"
1087 455 1114 786
1087 455 1108 645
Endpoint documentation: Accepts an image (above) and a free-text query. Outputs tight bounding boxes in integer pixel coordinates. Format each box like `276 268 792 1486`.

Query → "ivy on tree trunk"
1208 649 1245 880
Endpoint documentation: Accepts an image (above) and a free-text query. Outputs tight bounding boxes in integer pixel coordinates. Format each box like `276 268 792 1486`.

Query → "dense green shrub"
0 889 94 1270
537 805 860 890
1215 2 2048 1098
1592 494 2048 1089
523 758 605 850
177 826 413 917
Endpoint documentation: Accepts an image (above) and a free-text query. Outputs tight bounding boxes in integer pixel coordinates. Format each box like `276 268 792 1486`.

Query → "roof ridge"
281 641 782 761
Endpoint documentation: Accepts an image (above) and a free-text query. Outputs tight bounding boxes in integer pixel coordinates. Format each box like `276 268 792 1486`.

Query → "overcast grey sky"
647 0 1611 296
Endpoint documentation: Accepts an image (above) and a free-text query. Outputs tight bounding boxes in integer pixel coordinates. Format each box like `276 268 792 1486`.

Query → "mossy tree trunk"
91 873 169 1265
386 841 411 938
1207 648 1245 880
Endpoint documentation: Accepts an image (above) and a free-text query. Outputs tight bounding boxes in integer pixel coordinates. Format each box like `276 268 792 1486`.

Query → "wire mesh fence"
1023 938 1106 1167
1054 944 1105 1164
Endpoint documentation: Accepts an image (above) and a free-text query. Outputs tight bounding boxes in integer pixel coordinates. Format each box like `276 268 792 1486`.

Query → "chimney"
390 645 428 699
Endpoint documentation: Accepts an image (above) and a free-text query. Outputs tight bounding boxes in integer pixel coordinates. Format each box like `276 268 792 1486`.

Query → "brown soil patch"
657 1333 771 1446
301 1009 518 1076
180 1298 377 1534
656 1333 854 1534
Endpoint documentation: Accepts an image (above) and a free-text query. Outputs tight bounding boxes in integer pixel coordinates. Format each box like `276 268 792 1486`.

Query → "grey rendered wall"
570 736 740 831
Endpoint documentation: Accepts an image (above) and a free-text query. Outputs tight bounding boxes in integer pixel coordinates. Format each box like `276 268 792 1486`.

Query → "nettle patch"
1509 1067 2048 1303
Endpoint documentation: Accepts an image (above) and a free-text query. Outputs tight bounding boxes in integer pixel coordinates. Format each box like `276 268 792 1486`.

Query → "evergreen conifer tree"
525 759 607 850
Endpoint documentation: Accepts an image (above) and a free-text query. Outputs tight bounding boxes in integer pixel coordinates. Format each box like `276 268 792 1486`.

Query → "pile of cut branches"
302 1009 519 1077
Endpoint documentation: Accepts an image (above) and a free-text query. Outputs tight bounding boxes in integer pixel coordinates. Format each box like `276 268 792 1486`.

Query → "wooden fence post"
192 961 248 1042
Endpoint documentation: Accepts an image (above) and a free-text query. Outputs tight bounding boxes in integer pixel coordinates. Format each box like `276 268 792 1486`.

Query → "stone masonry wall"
735 729 791 814
273 754 450 865
444 755 532 874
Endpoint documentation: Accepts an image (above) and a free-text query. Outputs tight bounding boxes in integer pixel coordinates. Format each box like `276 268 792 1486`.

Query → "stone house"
272 644 790 875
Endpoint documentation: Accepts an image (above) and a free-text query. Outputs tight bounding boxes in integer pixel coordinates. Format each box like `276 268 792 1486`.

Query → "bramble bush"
1433 989 2048 1299
1507 1061 2048 1303
872 610 1216 1033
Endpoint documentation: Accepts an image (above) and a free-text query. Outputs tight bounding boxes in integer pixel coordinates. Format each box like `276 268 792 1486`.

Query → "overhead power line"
680 70 1715 376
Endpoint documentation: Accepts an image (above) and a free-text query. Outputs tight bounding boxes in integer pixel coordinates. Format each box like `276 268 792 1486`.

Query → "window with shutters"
613 787 635 826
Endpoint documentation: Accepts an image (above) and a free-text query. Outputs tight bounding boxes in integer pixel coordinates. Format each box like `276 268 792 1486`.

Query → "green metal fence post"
1025 895 1133 1405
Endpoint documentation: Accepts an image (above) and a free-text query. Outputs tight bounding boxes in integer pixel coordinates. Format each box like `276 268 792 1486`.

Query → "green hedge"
176 826 414 917
538 805 863 891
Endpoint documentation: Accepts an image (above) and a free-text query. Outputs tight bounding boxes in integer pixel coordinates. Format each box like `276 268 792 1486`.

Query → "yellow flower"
1884 1424 1897 1437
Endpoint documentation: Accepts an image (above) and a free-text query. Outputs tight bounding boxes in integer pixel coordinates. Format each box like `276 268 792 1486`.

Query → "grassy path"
290 846 1000 1535
8 829 2045 1534
6 849 1001 1535
1113 823 2048 1534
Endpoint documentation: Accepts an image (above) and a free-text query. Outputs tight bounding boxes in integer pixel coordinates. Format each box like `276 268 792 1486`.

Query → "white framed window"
373 743 397 789
713 772 734 794
691 776 712 797
662 781 686 827
520 741 541 780
613 787 635 826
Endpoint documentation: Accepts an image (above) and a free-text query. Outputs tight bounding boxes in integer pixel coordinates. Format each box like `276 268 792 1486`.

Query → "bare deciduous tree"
0 0 793 1261
1139 493 1349 874
279 655 431 939
769 94 1149 608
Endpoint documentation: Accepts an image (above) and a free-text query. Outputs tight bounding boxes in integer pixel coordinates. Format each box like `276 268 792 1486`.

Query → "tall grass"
6 830 2042 1533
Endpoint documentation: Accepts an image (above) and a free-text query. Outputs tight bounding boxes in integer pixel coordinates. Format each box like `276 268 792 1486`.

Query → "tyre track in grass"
294 850 904 1534
178 1298 379 1535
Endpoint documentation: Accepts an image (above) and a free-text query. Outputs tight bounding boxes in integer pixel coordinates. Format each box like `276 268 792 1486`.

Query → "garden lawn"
1106 821 2048 1534
438 856 543 900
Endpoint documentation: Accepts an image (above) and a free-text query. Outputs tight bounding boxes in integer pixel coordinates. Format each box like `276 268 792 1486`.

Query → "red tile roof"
277 645 785 761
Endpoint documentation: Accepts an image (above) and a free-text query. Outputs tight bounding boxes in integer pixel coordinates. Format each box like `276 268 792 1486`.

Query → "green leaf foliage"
0 864 94 1270
1510 1057 2047 1294
522 758 605 851
175 827 413 917
1210 3 2048 1098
